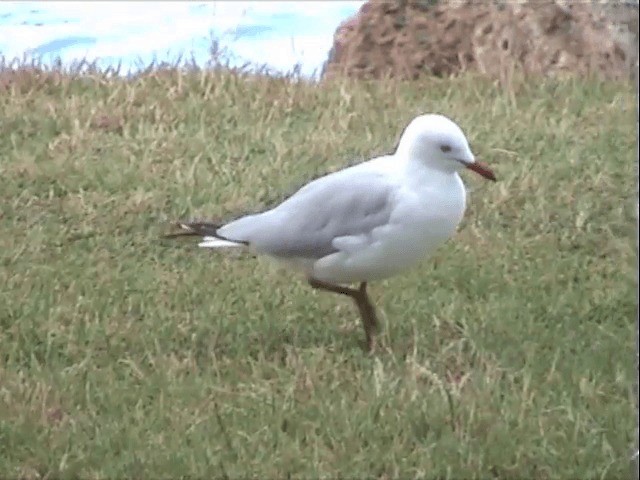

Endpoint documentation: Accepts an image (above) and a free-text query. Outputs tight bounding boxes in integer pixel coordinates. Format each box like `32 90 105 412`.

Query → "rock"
322 0 638 82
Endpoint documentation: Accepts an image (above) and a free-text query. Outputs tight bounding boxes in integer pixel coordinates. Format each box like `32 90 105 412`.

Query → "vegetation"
0 63 636 478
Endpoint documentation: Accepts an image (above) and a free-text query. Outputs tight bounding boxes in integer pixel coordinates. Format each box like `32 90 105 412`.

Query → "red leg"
308 279 380 352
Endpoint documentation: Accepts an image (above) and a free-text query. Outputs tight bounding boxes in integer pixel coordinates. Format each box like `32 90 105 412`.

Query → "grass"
0 65 637 479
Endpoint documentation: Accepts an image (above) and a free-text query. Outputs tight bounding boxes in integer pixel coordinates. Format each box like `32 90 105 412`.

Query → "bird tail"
163 221 247 248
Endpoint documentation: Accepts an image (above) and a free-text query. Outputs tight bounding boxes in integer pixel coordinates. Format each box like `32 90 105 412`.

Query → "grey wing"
218 169 396 259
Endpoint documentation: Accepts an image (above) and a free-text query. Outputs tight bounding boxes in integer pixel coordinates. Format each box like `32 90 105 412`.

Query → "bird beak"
465 160 496 182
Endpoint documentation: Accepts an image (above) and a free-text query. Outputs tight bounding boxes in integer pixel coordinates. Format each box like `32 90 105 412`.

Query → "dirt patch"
322 0 638 82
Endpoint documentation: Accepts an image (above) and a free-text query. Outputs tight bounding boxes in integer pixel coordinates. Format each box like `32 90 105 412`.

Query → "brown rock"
322 0 638 82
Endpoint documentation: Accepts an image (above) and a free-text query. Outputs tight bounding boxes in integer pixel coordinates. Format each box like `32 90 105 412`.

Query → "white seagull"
167 114 496 351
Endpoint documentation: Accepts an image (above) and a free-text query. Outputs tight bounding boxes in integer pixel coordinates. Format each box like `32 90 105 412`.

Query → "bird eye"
440 144 452 153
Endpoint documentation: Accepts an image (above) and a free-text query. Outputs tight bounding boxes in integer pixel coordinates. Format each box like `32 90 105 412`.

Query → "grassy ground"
0 66 637 479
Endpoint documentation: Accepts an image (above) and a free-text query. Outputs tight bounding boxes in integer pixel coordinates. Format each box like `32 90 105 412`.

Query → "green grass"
0 66 636 479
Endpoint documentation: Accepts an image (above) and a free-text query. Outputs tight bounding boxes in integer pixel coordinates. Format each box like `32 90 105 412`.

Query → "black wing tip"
162 220 220 239
161 220 249 246
161 222 193 239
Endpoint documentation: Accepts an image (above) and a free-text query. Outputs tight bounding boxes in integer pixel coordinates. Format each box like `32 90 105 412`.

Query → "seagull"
166 114 496 352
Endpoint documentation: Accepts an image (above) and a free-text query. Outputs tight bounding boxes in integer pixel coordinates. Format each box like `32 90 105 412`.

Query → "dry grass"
0 64 637 478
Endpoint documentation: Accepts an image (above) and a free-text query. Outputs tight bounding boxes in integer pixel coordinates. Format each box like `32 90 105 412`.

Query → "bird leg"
308 279 380 352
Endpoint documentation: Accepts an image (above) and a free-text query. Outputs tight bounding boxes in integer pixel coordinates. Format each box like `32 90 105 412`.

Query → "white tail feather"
198 236 244 248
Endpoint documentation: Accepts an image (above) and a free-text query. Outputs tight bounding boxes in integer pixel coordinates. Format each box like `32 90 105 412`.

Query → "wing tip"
162 221 198 239
162 220 249 247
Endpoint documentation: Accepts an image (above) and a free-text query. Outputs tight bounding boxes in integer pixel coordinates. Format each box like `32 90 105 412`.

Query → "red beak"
466 161 496 182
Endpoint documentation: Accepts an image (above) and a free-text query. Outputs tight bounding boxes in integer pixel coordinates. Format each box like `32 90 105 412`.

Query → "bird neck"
402 156 462 191
395 137 422 161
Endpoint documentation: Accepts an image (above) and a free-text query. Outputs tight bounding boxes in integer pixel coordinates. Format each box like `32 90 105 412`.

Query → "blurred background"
0 1 637 82
0 1 365 78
